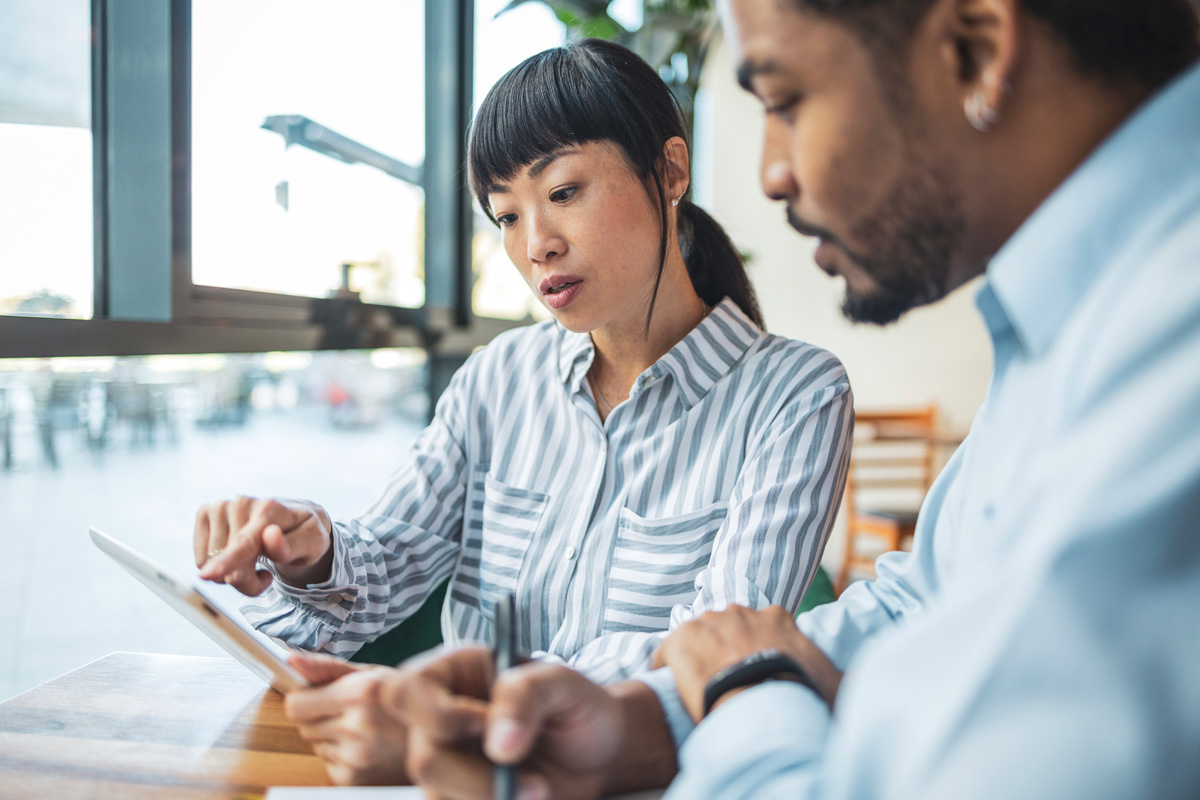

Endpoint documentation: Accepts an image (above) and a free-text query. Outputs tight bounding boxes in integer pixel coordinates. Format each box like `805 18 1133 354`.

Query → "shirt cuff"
267 522 358 616
669 682 830 798
634 667 695 752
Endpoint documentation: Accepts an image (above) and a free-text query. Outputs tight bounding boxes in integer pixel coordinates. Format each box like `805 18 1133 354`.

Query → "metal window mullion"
101 0 175 322
170 0 192 323
424 0 474 329
91 0 109 319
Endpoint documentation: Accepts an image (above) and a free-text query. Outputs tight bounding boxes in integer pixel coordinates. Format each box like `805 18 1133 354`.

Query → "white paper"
266 787 664 800
266 790 425 799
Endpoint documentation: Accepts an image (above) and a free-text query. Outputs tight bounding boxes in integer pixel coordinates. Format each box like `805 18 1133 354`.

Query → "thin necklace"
589 373 614 413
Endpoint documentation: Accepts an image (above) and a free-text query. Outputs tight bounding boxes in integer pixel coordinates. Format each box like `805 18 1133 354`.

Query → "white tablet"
89 527 310 693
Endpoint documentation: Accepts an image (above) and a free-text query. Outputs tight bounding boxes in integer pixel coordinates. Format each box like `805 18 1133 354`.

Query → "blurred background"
0 0 990 701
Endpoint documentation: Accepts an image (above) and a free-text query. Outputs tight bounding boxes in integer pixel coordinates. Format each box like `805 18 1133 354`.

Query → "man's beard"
790 158 965 326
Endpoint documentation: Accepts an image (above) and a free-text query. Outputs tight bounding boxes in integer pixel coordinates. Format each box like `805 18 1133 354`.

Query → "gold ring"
207 547 223 558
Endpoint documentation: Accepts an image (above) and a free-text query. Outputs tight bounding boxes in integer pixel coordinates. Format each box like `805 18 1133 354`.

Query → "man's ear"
930 0 1021 130
661 136 691 201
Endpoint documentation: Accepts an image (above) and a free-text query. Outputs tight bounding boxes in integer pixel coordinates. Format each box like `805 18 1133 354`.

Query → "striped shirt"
243 298 853 682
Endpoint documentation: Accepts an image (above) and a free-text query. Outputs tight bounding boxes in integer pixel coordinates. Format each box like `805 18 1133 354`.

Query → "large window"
0 0 491 360
191 1 427 309
0 0 94 320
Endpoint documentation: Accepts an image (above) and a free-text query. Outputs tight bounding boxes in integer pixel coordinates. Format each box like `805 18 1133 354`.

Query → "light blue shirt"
651 59 1200 799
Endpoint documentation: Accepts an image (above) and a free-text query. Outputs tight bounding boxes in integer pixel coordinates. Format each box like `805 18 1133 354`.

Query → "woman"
195 38 851 687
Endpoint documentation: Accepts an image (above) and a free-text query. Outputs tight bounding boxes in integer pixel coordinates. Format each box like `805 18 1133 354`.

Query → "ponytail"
677 199 765 330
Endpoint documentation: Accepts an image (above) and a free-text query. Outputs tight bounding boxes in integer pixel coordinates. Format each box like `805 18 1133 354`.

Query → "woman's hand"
653 604 843 721
286 652 413 786
194 495 334 595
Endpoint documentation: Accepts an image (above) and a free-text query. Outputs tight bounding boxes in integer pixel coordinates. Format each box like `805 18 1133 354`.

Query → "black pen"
493 592 519 800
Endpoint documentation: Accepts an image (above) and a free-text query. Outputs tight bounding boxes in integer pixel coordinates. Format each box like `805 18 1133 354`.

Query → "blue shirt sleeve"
665 682 831 800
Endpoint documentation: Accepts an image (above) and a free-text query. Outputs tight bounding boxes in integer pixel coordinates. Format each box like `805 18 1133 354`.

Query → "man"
284 0 1200 796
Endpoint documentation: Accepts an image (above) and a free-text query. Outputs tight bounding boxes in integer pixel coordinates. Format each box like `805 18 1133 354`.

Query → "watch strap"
701 648 814 717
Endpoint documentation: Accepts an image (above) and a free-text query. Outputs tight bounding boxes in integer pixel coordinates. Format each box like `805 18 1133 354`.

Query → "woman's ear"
662 136 691 201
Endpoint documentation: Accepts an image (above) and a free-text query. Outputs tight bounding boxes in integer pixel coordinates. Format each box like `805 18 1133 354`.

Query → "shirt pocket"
602 501 729 634
478 473 549 617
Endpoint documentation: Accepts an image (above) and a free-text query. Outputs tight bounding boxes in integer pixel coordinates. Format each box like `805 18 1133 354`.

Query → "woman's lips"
543 280 583 310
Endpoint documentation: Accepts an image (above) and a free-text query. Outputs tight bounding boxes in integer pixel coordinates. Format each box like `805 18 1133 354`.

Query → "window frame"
0 0 522 370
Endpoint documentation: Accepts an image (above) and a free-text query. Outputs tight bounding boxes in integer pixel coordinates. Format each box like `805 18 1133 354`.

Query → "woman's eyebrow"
527 147 577 180
487 146 582 196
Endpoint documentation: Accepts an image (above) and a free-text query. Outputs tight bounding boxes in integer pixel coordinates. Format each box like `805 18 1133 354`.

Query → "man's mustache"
786 207 837 244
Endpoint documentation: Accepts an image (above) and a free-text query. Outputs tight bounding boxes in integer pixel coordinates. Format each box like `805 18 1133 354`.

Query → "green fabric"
350 565 836 666
350 579 449 666
796 565 836 616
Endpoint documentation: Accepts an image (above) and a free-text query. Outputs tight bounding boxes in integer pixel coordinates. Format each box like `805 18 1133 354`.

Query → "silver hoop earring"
965 87 1000 132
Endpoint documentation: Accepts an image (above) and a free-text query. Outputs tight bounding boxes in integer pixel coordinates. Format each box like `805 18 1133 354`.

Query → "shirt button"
564 545 577 560
327 594 344 604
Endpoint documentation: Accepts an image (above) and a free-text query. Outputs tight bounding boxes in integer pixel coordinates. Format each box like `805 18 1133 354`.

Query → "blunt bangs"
468 41 681 223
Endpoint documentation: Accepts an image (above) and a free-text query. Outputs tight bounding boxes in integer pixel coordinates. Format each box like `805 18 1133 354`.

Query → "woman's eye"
550 186 577 203
496 213 517 227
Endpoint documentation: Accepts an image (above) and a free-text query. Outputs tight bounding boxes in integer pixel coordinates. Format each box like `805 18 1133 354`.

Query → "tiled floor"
0 407 421 701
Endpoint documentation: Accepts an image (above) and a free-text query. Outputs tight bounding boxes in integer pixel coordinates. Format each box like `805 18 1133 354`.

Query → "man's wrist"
599 681 679 795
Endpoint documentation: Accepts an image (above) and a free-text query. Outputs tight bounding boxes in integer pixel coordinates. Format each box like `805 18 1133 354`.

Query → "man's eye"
550 186 577 203
764 96 801 120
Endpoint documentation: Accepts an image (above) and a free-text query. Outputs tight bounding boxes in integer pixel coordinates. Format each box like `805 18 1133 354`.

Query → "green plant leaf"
578 15 620 39
553 7 583 28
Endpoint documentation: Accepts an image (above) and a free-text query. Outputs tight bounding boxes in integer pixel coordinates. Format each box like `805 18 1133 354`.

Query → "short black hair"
789 0 1200 89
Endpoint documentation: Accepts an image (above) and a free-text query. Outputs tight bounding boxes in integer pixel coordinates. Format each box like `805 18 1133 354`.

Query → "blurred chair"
836 406 940 595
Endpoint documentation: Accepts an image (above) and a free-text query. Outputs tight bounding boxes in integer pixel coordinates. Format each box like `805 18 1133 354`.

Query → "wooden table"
0 652 332 799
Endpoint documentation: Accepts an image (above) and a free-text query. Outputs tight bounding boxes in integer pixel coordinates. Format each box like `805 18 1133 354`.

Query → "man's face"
721 0 968 325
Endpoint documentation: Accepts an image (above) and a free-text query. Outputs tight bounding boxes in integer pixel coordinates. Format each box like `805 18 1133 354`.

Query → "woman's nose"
526 214 567 263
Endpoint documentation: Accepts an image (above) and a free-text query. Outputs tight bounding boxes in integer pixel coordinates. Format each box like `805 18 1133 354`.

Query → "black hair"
467 38 764 333
788 0 1200 89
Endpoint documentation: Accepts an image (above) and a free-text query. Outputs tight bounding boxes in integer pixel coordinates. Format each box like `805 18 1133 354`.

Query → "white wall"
694 33 994 573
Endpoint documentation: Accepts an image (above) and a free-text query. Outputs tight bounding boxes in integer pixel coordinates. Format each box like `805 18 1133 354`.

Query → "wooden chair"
836 406 940 595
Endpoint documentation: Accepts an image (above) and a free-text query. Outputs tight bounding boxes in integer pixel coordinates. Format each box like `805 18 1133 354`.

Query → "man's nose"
760 118 799 202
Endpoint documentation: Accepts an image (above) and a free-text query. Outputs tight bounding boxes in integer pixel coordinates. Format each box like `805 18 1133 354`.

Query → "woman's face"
485 140 667 334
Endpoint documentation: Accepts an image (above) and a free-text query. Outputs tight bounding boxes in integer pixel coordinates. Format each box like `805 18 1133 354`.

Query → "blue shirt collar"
981 59 1200 355
557 297 761 408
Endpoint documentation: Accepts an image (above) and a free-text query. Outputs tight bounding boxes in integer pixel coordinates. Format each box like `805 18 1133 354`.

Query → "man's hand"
390 646 675 800
653 605 843 722
194 495 334 595
285 652 412 786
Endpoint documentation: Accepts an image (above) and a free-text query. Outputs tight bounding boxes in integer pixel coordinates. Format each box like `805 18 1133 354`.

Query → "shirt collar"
557 297 762 407
982 59 1200 356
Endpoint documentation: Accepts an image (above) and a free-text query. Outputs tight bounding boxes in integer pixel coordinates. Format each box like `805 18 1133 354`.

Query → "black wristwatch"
701 649 815 717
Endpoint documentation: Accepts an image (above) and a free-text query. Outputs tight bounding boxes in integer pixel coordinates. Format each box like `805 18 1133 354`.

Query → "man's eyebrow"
736 58 781 92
